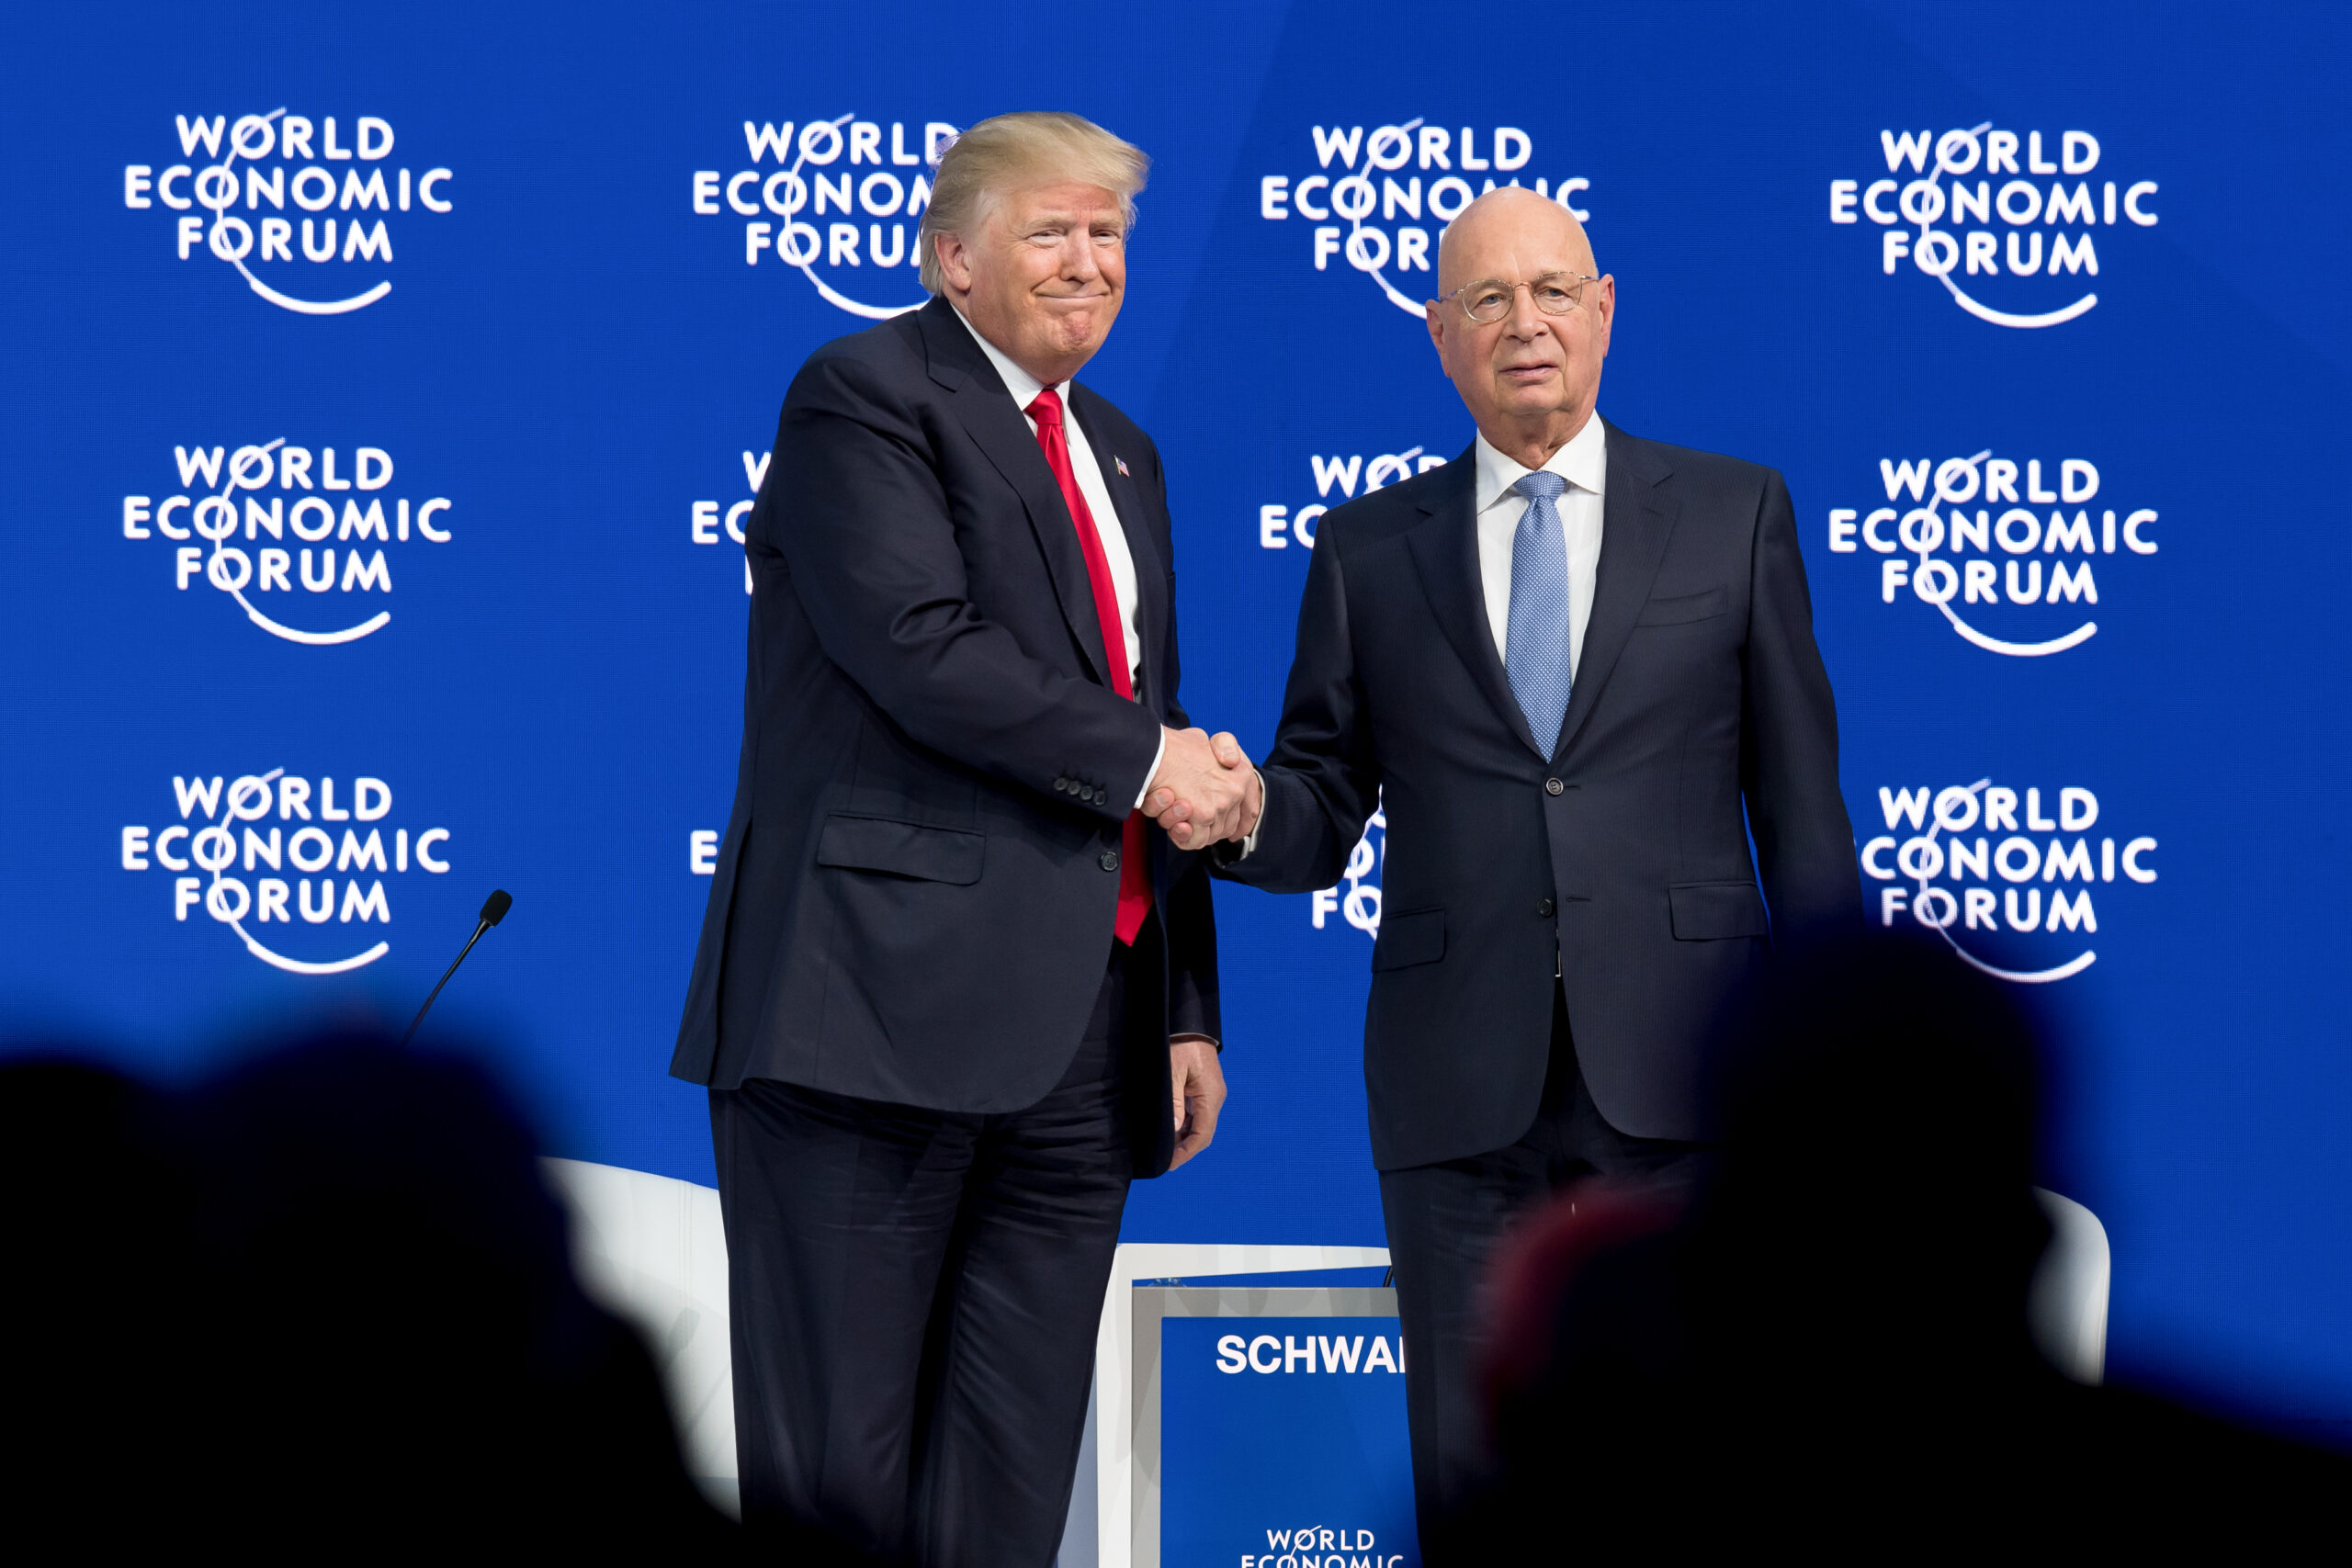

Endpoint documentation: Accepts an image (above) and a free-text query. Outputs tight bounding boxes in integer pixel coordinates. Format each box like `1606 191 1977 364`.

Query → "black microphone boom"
401 890 514 1044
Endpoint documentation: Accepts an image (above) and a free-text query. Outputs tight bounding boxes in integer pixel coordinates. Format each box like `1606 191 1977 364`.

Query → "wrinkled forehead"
1438 202 1595 289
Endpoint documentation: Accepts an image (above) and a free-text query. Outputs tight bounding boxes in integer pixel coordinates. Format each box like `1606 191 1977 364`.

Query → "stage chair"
541 1157 738 1517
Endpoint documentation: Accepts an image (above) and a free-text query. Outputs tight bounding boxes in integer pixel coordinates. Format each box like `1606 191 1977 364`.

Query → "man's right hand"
1145 728 1260 849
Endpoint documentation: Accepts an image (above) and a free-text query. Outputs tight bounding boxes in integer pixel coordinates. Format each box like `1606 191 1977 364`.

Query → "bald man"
1188 189 1859 1533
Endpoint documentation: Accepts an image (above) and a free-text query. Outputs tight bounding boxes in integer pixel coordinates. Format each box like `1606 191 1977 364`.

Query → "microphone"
401 890 514 1044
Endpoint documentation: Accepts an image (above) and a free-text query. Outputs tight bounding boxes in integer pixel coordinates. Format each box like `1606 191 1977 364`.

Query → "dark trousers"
709 944 1134 1567
1378 984 1711 1541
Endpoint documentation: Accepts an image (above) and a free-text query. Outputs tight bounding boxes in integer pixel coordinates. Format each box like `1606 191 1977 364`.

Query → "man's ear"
935 231 972 294
1425 302 1449 369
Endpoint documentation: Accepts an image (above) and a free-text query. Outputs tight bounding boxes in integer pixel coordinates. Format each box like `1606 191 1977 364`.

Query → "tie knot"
1513 470 1568 502
1026 388 1065 428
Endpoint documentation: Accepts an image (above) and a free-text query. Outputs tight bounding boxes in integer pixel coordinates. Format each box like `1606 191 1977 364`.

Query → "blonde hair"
919 111 1149 295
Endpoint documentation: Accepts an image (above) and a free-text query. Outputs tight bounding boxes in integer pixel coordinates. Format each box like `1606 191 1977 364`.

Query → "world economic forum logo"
1310 801 1386 939
119 770 455 976
688 447 765 595
1825 448 2155 657
1861 779 2154 983
1258 122 1590 317
122 438 454 645
1257 445 1449 553
694 116 955 320
122 111 452 315
1829 126 2155 328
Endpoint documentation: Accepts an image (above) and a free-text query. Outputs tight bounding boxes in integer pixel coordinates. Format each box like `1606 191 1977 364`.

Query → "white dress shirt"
1474 412 1608 678
953 304 1162 806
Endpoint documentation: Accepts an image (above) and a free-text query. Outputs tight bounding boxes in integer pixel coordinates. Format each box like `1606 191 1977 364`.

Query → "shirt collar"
951 300 1067 411
1474 413 1608 513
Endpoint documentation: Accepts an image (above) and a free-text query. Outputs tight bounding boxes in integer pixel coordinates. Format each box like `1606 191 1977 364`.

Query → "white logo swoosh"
230 588 391 645
228 917 390 975
1935 602 2098 657
1939 275 2098 330
1940 940 2096 984
234 259 391 316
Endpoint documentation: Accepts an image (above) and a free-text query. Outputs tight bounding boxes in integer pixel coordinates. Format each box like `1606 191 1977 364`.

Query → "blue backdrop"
5 1 2349 1436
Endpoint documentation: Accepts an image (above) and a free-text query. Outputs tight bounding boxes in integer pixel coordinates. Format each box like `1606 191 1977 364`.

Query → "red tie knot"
1026 388 1065 428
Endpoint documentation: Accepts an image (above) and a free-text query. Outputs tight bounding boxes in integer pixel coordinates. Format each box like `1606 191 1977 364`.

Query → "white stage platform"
543 1158 2109 1563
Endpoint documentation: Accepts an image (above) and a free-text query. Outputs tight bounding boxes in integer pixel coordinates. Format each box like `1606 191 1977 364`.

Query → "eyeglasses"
1439 272 1600 323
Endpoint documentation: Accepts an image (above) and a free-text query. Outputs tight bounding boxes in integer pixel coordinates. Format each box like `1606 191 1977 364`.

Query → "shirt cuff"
1133 728 1167 812
1170 1032 1222 1053
1234 770 1266 858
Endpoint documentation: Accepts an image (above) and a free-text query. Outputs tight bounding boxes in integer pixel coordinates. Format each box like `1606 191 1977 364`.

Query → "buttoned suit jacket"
671 296 1218 1177
1216 421 1856 1168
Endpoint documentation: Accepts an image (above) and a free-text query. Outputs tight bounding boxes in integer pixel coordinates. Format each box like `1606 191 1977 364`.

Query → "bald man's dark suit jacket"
670 294 1218 1178
1216 421 1856 1167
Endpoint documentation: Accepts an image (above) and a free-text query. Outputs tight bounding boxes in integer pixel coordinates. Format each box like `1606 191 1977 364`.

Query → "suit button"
1054 777 1069 793
1538 897 1555 917
1545 777 1565 795
1095 788 1109 806
1100 850 1121 872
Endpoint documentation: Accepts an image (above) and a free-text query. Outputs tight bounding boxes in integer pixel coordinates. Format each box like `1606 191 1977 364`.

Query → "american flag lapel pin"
1114 456 1130 478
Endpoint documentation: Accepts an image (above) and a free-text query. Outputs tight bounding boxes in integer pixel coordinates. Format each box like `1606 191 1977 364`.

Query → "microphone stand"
401 890 513 1044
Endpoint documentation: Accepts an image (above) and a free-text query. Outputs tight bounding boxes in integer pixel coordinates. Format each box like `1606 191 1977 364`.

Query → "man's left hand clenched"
1168 1035 1227 1170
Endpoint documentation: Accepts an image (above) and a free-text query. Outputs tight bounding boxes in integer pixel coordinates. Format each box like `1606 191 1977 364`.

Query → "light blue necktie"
1505 470 1573 753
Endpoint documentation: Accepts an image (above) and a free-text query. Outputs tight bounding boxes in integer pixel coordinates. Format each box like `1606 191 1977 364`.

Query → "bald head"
1426 186 1615 469
1437 186 1597 291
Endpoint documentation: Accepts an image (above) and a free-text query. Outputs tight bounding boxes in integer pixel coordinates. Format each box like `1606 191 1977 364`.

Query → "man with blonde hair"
673 111 1252 1562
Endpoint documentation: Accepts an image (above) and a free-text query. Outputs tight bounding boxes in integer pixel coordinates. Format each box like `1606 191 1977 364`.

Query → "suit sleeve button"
1544 777 1565 795
1054 778 1069 792
1095 788 1110 806
1100 850 1121 872
1538 897 1555 918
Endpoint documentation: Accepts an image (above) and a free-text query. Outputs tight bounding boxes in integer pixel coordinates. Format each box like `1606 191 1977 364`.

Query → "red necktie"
1027 388 1152 946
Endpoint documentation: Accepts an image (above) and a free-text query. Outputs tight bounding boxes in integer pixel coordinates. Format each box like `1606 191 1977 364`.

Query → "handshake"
1143 727 1262 852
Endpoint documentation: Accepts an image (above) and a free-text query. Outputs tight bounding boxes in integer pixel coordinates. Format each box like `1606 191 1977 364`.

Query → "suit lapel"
1404 447 1545 758
918 299 1114 685
1555 421 1679 761
1069 388 1170 715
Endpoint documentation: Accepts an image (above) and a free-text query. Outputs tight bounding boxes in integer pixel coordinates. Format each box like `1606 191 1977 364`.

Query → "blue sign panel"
1159 1316 1417 1568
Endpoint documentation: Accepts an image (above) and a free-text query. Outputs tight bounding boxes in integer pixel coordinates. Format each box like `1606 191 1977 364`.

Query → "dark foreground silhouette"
1444 934 2347 1558
0 1033 860 1559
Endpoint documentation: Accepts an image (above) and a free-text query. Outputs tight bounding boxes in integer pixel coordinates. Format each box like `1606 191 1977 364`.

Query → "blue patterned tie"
1505 470 1573 753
